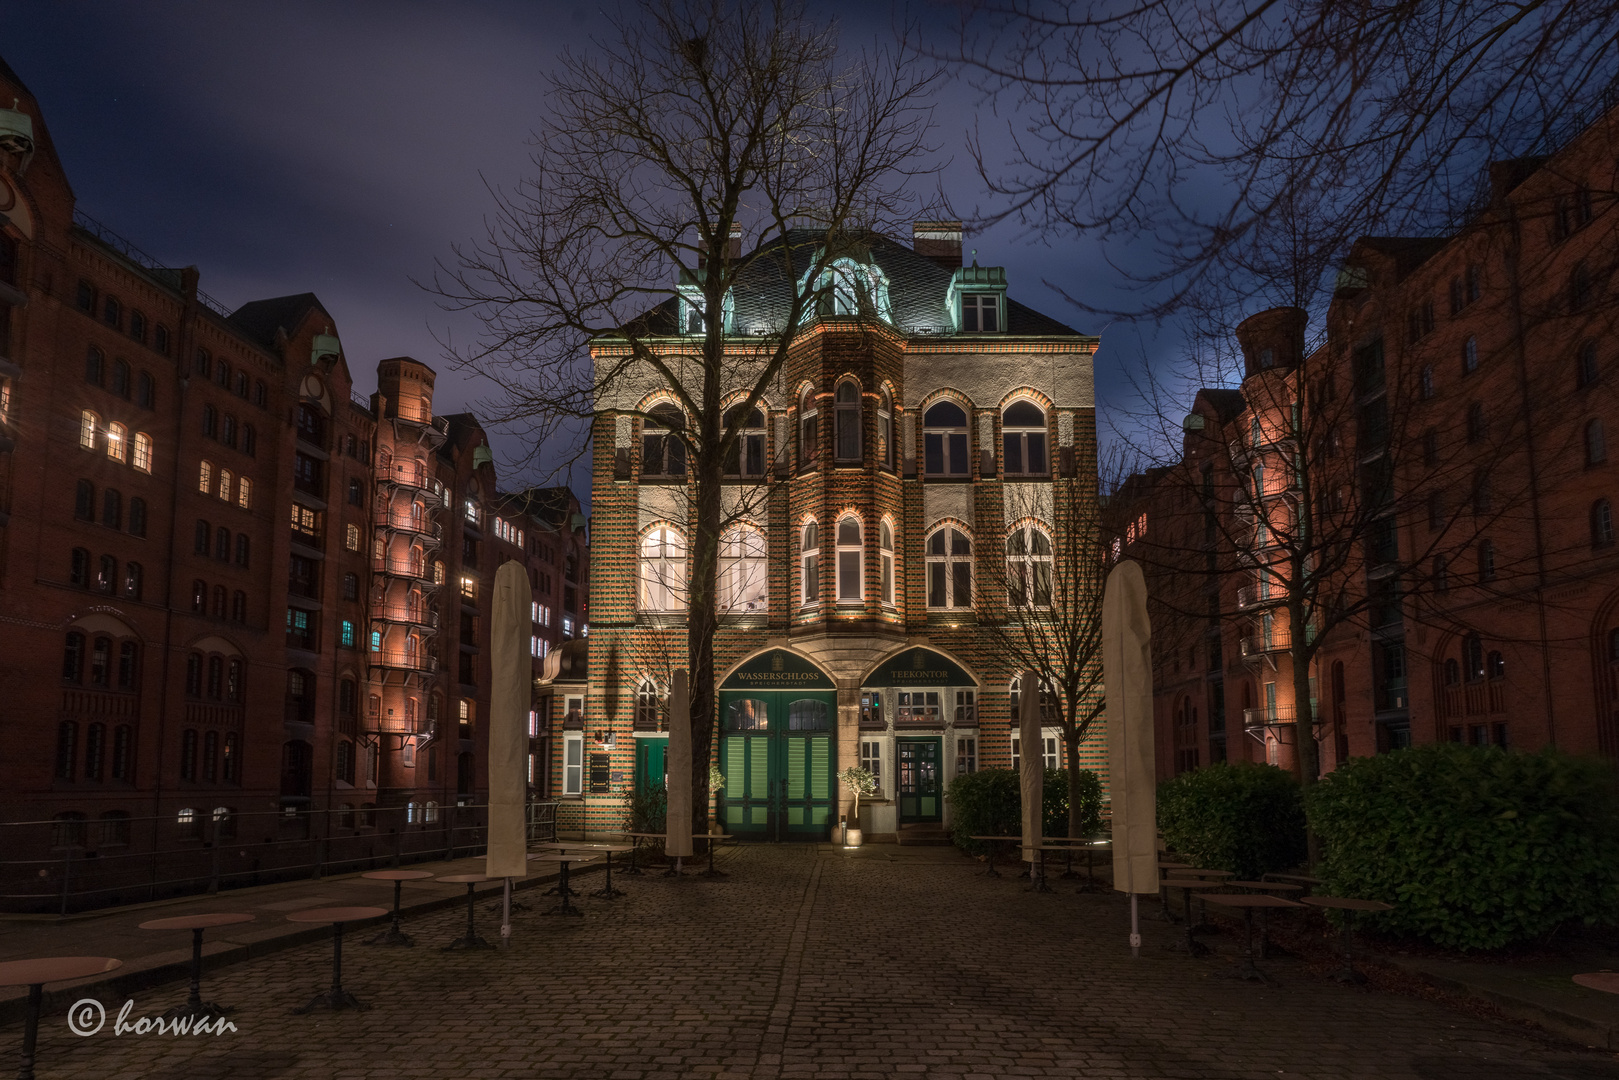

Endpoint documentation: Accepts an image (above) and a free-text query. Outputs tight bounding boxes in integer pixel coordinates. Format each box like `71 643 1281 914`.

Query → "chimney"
912 221 963 270
698 222 743 271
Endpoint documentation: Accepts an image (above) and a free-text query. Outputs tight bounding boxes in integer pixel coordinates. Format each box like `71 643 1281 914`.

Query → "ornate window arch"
798 385 819 472
718 523 768 613
639 524 688 611
1002 400 1048 477
722 401 767 478
923 399 970 477
877 386 894 469
800 519 820 606
834 379 862 462
926 524 973 608
1006 520 1054 608
835 513 863 603
641 402 687 480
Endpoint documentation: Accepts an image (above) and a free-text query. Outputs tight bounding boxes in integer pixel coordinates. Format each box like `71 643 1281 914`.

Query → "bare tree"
431 0 940 830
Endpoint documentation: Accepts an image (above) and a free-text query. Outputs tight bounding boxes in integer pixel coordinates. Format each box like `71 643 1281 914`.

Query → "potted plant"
837 766 877 847
708 764 727 835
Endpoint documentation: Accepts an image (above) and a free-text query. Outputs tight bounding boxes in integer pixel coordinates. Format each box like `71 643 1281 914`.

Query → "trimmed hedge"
1306 744 1619 950
947 768 1101 854
1156 762 1306 879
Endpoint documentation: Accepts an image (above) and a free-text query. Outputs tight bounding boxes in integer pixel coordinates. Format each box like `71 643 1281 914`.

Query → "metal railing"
0 801 559 914
1242 704 1317 728
369 650 440 674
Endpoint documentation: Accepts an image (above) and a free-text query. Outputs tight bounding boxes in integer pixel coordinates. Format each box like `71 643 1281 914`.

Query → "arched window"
926 526 973 608
97 554 116 593
235 534 251 567
89 637 112 686
1462 336 1478 375
835 380 862 462
800 521 820 606
198 460 212 494
877 388 894 469
722 404 766 478
69 547 90 586
1002 401 1048 476
85 347 105 386
836 514 863 602
115 641 138 688
798 387 819 472
236 371 249 398
203 731 219 782
635 679 665 731
218 468 232 502
1478 539 1496 581
1487 651 1505 680
132 432 152 473
924 400 970 477
1463 635 1485 682
190 579 206 614
1593 500 1614 548
211 584 227 619
1578 340 1599 389
640 404 687 479
102 488 121 528
128 497 147 537
718 524 767 613
1570 261 1592 314
1587 419 1607 465
222 413 237 448
243 425 256 456
112 726 133 781
201 403 217 438
56 723 78 781
79 409 98 450
216 360 231 388
155 325 171 355
136 370 155 408
1419 365 1434 400
232 591 247 623
193 519 210 555
180 731 198 781
62 632 85 682
124 561 142 599
215 526 230 561
880 519 895 605
814 257 891 321
639 526 687 611
1444 658 1460 686
74 479 94 521
1006 522 1054 608
111 359 130 399
84 726 105 781
103 421 126 463
237 476 252 509
103 296 121 327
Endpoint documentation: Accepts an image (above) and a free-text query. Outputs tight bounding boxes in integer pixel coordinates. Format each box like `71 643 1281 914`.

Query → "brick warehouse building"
1122 101 1619 778
557 223 1103 842
0 57 586 905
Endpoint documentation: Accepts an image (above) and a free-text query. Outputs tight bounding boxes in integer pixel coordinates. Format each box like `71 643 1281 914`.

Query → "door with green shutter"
781 697 834 839
716 688 838 841
718 698 773 838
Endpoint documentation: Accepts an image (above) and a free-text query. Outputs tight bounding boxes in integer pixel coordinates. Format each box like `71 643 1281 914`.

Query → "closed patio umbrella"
1019 667 1042 874
486 560 533 942
1104 560 1156 956
666 669 695 866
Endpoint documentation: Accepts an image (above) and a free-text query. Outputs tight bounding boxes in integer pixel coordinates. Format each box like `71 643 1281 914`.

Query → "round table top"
1302 896 1394 912
436 874 491 884
1182 869 1235 878
1203 893 1303 909
525 853 598 864
540 842 633 852
138 912 256 932
1157 861 1192 869
969 835 1017 841
1161 878 1224 890
1573 973 1619 995
284 906 389 924
0 956 122 988
361 870 436 882
1227 880 1304 892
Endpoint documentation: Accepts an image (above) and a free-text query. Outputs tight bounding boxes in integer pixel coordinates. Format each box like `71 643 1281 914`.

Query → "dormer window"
961 293 999 332
802 257 893 325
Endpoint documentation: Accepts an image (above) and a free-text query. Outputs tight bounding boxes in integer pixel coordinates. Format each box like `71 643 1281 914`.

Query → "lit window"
132 432 152 473
80 410 98 451
1006 522 1054 608
880 519 895 605
218 468 232 502
464 499 478 524
800 521 820 607
106 422 127 463
198 460 212 494
639 526 687 611
836 514 863 603
719 524 768 613
237 476 252 509
460 575 477 600
926 527 973 608
834 380 862 462
345 524 361 551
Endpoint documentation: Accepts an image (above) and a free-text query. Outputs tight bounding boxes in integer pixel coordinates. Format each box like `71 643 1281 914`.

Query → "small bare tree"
432 0 940 831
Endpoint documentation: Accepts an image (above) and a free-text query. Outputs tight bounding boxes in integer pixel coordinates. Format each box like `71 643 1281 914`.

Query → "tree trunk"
687 380 725 835
1288 598 1321 866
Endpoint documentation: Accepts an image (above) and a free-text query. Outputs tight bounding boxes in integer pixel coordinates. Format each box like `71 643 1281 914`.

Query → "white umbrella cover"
665 668 695 859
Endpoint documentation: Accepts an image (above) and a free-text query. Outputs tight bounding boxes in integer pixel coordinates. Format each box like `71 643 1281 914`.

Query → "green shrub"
947 768 1098 854
1156 762 1306 879
1307 744 1619 951
625 781 667 834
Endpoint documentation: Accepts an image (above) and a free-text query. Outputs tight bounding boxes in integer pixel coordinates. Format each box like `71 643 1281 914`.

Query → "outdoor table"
437 874 496 947
538 842 632 897
692 833 732 878
1203 893 1304 981
359 870 435 946
137 912 254 1020
531 844 586 896
970 835 1019 878
525 855 598 916
284 906 387 1012
1160 879 1223 957
1179 869 1235 929
1227 881 1303 957
624 831 663 875
1302 896 1394 983
1573 973 1619 995
1038 837 1092 881
0 956 121 1080
1157 862 1192 921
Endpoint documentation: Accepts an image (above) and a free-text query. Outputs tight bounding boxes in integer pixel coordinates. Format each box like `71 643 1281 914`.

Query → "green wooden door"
635 737 667 795
781 696 833 839
897 737 942 822
717 690 836 841
719 697 773 838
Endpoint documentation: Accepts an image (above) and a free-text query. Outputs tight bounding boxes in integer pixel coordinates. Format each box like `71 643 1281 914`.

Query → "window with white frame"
923 400 970 477
641 403 687 479
879 519 895 605
961 293 1000 332
1010 733 1060 771
218 468 232 503
800 521 820 606
860 739 883 795
798 387 819 472
719 524 768 613
723 404 767 478
834 380 862 461
877 388 894 468
1009 674 1060 724
1002 400 1048 476
926 526 973 608
955 735 977 775
1006 523 1054 608
563 732 583 796
639 525 688 611
635 679 664 730
897 691 941 723
464 499 479 524
237 476 252 509
106 422 127 463
198 460 212 494
836 514 863 603
80 410 98 451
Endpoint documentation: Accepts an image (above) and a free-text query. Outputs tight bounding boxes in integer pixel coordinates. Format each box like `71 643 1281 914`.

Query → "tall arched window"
1578 340 1599 388
880 519 895 605
1419 365 1434 399
836 514 863 602
62 632 85 682
1587 419 1607 465
1462 336 1478 374
1002 401 1048 476
102 488 121 528
1593 499 1614 548
111 359 129 398
198 460 212 494
1478 539 1496 582
1006 522 1054 608
1463 635 1485 682
69 547 90 586
79 409 98 450
74 480 94 521
638 526 687 611
238 476 252 509
718 524 767 613
89 637 111 686
124 562 142 600
722 404 766 478
132 432 152 473
798 387 819 472
215 526 230 561
926 526 973 608
877 389 894 469
835 380 862 461
218 468 232 502
1433 555 1449 592
923 400 970 477
106 422 128 463
800 521 820 606
85 347 105 386
137 370 155 407
640 404 687 479
97 555 116 593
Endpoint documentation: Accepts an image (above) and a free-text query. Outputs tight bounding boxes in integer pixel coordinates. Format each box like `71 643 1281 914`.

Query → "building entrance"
897 737 942 823
717 651 838 842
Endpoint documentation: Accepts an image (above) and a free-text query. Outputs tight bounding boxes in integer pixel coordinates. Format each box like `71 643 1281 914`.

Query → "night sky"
8 2 1158 506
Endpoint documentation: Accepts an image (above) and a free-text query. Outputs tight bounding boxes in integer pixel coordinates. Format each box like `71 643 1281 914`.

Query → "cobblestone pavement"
8 844 1619 1080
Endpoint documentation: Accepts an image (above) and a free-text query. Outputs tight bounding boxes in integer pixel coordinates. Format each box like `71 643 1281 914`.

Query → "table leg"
980 840 1001 877
1224 908 1266 982
1167 888 1208 956
596 851 628 897
19 982 41 1080
1157 879 1178 922
701 837 728 879
446 883 496 946
624 838 645 876
1028 848 1052 893
545 861 585 917
1330 911 1364 983
295 922 370 1012
368 880 415 946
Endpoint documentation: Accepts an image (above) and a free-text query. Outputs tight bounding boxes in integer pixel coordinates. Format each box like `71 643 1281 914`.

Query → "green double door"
717 690 836 842
897 737 942 823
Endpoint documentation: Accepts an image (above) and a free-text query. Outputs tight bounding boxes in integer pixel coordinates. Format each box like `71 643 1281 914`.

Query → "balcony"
1235 584 1283 610
376 515 443 543
374 602 440 631
369 650 439 675
377 467 446 507
1242 703 1320 738
373 556 437 584
362 708 434 738
1239 631 1291 658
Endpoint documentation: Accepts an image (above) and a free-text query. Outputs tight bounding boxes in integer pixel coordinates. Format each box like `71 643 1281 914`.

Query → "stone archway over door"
717 650 837 842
